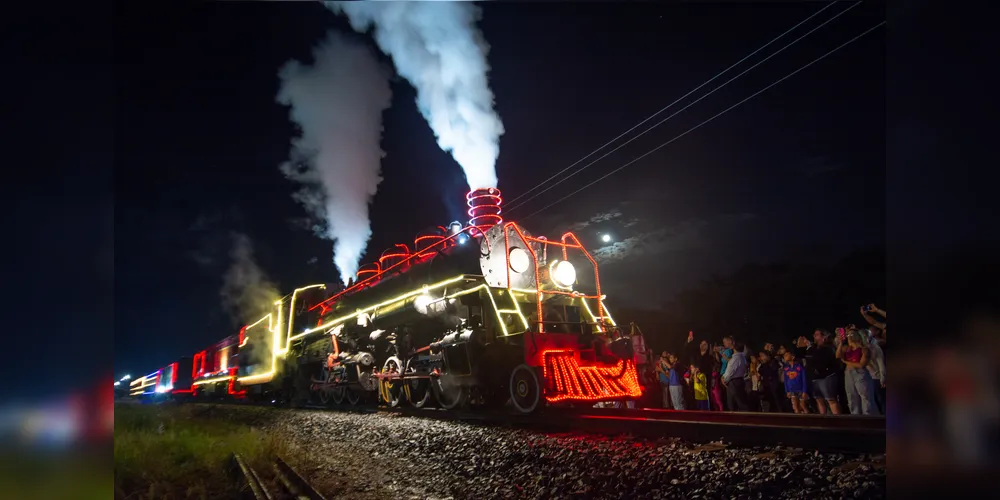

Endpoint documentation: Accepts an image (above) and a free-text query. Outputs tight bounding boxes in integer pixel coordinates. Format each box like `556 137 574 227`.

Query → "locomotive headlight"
549 260 576 289
509 247 531 274
414 293 433 315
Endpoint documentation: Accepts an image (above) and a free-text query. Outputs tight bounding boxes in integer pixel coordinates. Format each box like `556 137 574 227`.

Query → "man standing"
655 351 672 408
717 336 735 410
722 341 752 411
808 329 843 415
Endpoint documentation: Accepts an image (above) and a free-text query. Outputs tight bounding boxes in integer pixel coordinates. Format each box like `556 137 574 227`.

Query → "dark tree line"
612 247 886 355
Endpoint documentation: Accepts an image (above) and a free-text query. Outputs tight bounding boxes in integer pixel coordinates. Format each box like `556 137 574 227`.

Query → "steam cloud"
220 233 280 326
327 1 505 189
277 31 393 285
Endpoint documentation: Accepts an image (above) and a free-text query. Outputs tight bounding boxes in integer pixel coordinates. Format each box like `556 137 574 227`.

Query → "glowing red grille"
542 350 643 402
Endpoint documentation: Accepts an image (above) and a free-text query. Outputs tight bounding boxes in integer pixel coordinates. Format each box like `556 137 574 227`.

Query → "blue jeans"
844 367 876 415
669 385 686 410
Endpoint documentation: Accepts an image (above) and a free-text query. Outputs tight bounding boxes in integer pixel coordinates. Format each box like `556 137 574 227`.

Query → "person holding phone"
860 304 886 336
836 329 877 415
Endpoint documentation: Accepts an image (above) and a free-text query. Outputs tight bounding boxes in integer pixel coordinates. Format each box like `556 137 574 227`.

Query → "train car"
190 333 243 399
130 189 644 413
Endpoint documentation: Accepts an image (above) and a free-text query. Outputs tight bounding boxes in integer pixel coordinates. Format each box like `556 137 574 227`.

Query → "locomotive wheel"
404 359 432 409
346 387 362 405
332 386 346 405
509 364 541 414
381 357 405 408
432 376 468 410
318 368 334 406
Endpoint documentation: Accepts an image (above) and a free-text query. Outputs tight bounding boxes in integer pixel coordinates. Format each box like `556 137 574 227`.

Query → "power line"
521 21 886 223
505 1 840 207
505 0 862 215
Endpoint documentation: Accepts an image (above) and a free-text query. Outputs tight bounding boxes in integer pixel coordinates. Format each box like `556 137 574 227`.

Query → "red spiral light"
355 262 382 283
378 243 411 271
414 226 447 258
467 188 502 236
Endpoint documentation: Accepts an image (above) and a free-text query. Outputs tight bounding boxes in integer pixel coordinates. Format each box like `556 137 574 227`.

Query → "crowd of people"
648 304 887 415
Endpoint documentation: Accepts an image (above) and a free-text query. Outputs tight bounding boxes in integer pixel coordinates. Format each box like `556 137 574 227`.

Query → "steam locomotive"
130 189 644 413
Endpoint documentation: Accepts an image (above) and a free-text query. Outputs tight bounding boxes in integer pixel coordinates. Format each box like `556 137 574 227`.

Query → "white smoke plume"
327 1 505 189
220 233 280 326
277 31 393 285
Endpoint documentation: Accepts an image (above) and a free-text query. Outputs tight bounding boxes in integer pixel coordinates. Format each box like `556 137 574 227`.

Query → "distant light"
114 381 120 387
121 374 131 381
601 234 612 243
458 234 468 245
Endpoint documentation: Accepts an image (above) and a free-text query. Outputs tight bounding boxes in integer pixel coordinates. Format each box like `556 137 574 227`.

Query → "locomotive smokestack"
466 187 502 236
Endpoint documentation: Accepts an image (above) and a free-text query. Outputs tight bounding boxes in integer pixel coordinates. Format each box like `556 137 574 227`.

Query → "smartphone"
863 305 873 312
836 327 846 339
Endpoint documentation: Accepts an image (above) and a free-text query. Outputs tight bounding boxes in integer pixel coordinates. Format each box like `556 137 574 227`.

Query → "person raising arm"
861 304 886 332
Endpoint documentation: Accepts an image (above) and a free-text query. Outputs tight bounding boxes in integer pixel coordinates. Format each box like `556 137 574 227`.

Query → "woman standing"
836 329 877 415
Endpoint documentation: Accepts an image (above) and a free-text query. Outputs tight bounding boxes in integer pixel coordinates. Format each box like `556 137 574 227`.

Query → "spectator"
683 332 713 375
655 351 671 409
722 341 752 411
836 329 877 415
709 345 725 411
685 334 721 410
719 336 735 374
864 328 887 414
757 350 785 412
763 343 775 357
807 329 843 415
748 355 762 411
860 304 886 339
715 338 734 410
782 350 810 413
688 364 710 410
776 345 789 369
666 354 686 410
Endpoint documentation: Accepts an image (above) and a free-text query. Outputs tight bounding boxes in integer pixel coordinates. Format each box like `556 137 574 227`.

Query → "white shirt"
723 351 748 383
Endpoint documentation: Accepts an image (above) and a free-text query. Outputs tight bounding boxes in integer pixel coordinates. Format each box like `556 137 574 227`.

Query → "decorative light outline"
309 225 490 313
280 284 325 355
540 349 642 402
236 307 280 384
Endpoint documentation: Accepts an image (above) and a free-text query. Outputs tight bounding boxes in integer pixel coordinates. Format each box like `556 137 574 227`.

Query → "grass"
0 451 111 500
114 403 290 500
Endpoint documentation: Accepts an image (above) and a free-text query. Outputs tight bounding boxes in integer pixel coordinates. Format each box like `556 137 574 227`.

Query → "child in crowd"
667 354 686 410
689 364 710 410
782 350 810 413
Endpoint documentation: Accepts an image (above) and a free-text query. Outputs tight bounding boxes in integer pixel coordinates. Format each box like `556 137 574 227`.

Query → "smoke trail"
219 232 280 326
277 31 393 285
327 1 505 189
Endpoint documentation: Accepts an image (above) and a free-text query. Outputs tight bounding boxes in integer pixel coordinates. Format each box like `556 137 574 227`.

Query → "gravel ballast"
240 406 886 499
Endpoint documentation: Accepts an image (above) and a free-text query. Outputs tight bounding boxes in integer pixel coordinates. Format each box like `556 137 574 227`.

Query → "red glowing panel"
541 350 642 403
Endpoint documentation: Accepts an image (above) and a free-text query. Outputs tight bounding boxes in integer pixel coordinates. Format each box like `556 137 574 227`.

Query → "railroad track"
295 403 886 454
232 453 326 500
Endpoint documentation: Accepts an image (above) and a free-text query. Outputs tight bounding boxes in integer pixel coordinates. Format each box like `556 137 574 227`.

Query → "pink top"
843 347 863 363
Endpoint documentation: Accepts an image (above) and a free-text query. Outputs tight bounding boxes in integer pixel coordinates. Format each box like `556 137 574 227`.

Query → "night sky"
112 2 886 377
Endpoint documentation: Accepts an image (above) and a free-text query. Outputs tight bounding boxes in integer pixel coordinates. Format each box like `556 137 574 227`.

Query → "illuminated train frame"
138 190 643 413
